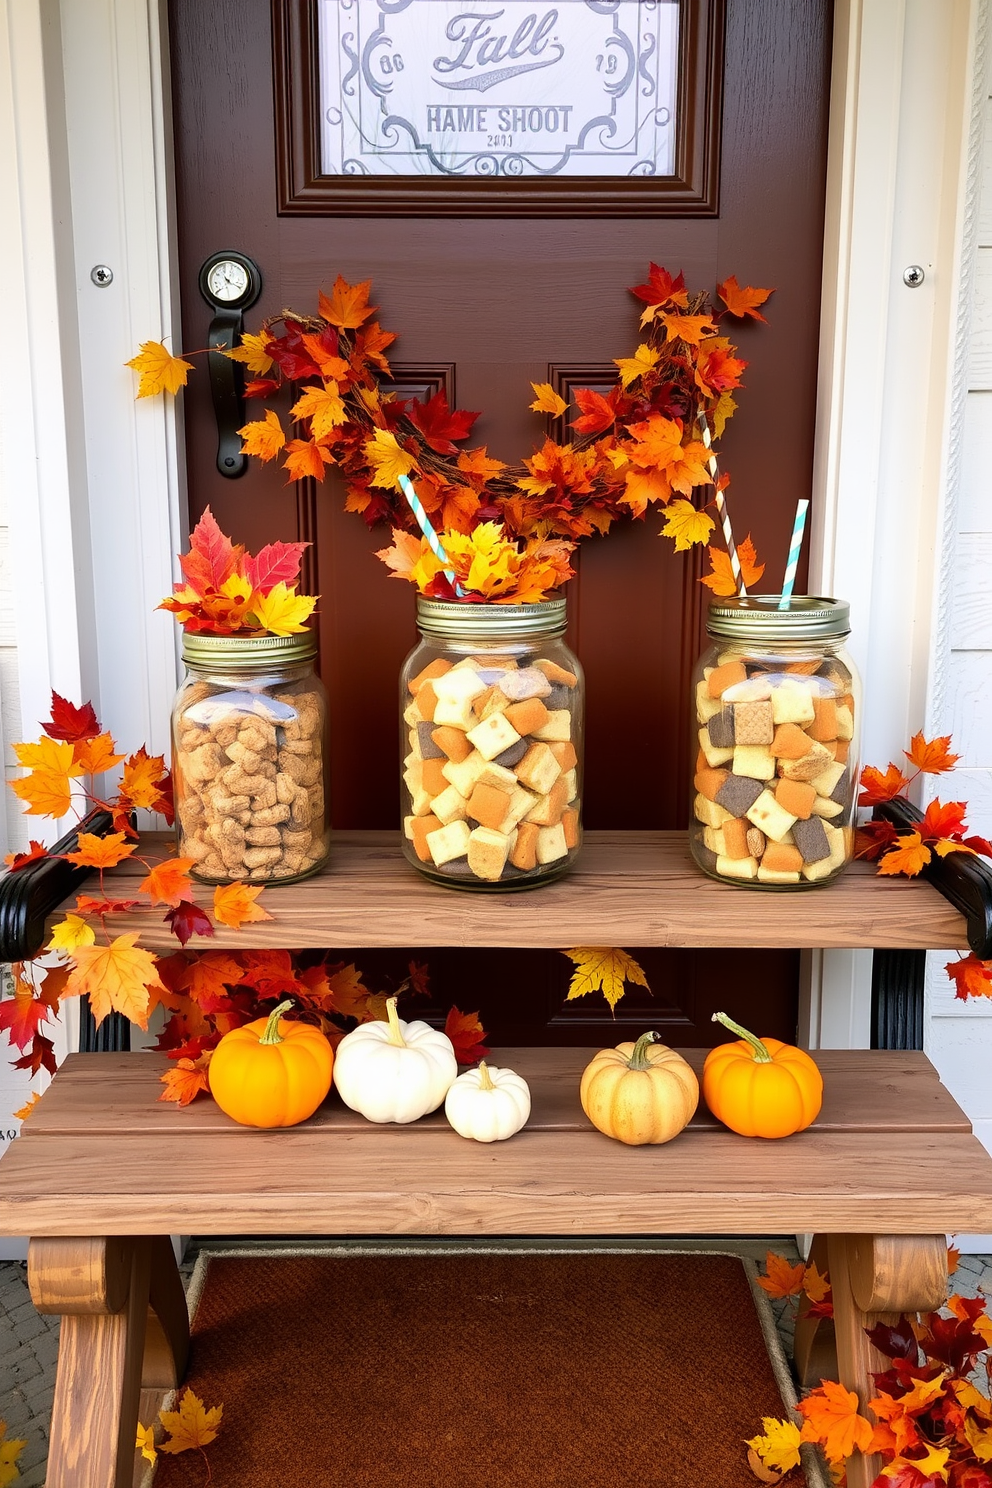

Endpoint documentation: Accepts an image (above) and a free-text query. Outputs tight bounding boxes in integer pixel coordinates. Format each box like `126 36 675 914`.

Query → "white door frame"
0 0 987 1053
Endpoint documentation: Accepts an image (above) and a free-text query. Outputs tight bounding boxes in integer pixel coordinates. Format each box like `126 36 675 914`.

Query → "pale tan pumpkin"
579 1032 699 1146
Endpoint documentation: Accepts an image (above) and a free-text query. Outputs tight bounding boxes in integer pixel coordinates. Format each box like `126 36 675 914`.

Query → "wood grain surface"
3 1050 991 1238
55 831 970 951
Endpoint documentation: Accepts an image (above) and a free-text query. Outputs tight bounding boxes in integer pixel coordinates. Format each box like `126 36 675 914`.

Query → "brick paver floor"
2 1246 989 1485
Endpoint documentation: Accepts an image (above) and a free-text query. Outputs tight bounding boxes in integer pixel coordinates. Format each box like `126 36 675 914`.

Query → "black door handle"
198 251 263 480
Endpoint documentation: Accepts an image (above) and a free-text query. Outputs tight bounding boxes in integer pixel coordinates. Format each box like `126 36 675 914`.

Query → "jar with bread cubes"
172 630 329 884
690 596 860 888
401 597 583 889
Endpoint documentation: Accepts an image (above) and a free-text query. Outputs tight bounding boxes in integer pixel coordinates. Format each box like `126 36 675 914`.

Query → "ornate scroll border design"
272 0 725 217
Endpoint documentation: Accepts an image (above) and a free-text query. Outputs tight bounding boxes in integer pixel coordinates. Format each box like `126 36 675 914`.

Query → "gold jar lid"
706 595 850 644
415 596 567 639
181 629 317 673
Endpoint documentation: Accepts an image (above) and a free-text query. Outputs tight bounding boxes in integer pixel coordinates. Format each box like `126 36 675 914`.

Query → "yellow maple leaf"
364 428 419 490
71 732 125 777
882 1443 951 1478
63 934 165 1029
11 737 83 817
221 329 274 374
158 1388 223 1454
711 389 738 438
528 382 568 417
120 748 168 810
212 881 273 930
13 1092 40 1123
250 583 317 636
126 340 195 398
562 947 649 1012
290 383 347 441
238 408 286 461
47 912 96 955
135 1423 157 1465
660 499 715 551
701 536 766 596
966 1413 992 1461
0 1420 27 1488
745 1417 802 1476
614 343 660 389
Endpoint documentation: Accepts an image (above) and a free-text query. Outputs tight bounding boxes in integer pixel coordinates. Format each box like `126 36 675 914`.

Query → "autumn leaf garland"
130 266 774 605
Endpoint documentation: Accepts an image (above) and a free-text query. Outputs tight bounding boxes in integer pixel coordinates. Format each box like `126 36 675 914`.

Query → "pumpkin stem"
384 995 407 1047
259 999 294 1045
477 1060 495 1091
712 1011 773 1064
627 1031 660 1070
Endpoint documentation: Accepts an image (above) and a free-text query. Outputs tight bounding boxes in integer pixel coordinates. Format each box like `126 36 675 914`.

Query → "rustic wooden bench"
2 1046 991 1488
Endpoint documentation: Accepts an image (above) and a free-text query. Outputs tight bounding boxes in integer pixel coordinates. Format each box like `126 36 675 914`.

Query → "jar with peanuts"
690 596 861 888
400 597 583 890
172 630 329 884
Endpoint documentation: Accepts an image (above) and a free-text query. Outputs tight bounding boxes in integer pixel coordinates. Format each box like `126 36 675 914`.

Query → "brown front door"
168 0 830 1045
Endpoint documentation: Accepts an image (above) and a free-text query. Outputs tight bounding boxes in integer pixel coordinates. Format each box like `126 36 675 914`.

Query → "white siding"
924 44 992 1248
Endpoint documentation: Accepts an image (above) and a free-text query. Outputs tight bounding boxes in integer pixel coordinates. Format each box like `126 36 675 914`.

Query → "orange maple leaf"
376 527 425 581
324 963 372 1020
319 275 376 330
701 536 765 595
63 934 166 1028
457 447 507 481
877 830 931 877
803 1261 831 1304
757 1251 806 1299
283 437 333 483
65 831 138 870
858 763 911 807
797 1380 874 1464
717 275 774 321
158 1054 212 1106
71 732 125 777
14 1092 40 1122
298 334 349 382
945 953 992 1001
659 312 717 344
120 748 169 811
444 1006 490 1065
140 857 195 908
905 731 961 774
212 882 273 931
158 1387 223 1453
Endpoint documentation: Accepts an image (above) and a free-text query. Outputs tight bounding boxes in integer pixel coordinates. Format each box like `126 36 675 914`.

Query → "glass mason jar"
400 597 583 890
172 630 329 884
689 596 860 888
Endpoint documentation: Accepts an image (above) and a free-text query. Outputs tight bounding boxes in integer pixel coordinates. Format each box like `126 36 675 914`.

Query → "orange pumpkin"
209 999 333 1128
702 1012 823 1138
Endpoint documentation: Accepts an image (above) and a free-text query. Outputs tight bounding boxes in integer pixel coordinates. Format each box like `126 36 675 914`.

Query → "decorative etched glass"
318 0 679 179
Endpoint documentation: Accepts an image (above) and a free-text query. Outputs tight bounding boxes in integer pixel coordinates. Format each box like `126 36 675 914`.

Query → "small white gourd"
444 1060 531 1143
332 995 457 1123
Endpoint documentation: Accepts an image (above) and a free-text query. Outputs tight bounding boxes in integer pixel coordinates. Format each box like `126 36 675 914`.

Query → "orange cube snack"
466 782 512 832
511 821 540 870
410 814 441 863
504 697 550 737
770 723 813 760
761 842 804 874
775 777 816 820
694 768 729 803
409 658 450 695
431 726 472 762
707 661 747 699
807 696 837 743
418 682 438 722
721 818 751 860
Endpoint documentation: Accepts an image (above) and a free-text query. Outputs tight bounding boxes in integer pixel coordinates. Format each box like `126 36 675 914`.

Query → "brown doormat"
151 1251 797 1488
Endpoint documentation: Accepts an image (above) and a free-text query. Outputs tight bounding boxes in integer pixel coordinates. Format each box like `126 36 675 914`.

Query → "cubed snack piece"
745 789 798 843
426 819 471 866
467 827 511 882
698 727 734 768
732 745 776 781
733 700 774 746
515 742 562 796
714 774 764 817
504 698 550 737
466 712 522 762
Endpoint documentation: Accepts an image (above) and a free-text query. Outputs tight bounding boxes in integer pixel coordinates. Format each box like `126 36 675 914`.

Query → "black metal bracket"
875 796 992 958
207 309 248 479
0 808 122 962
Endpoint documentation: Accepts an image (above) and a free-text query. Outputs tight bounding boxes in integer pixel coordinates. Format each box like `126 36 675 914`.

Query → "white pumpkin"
444 1061 531 1143
333 995 457 1123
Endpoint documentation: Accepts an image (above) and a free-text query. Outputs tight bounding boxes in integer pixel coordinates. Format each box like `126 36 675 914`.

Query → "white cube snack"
430 785 468 826
695 679 722 723
716 854 758 880
467 826 511 881
699 727 735 768
426 819 471 866
732 745 777 780
770 678 816 725
433 667 488 703
466 712 522 761
531 710 572 743
694 793 733 828
745 789 798 843
441 751 488 797
536 823 568 864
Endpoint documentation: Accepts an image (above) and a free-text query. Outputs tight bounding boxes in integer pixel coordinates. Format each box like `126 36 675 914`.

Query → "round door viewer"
198 251 262 310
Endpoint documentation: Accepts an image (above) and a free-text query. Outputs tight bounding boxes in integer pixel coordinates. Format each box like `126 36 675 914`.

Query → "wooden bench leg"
827 1234 947 1488
27 1235 187 1488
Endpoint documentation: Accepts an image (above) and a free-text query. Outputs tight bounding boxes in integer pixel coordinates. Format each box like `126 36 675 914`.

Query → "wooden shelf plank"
61 831 969 951
3 1051 990 1238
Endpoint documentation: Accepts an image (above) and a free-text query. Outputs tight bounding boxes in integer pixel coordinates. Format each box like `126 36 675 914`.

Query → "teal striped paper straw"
778 499 810 610
397 473 466 598
698 413 746 595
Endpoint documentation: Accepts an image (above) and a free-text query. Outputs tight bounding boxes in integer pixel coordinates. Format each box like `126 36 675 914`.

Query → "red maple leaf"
945 953 992 1002
74 894 141 915
265 320 323 382
243 377 282 399
855 819 900 861
630 264 687 307
3 841 49 872
244 541 308 595
0 988 52 1051
178 506 245 596
42 692 100 742
571 387 620 435
13 1032 57 1076
444 1006 490 1065
406 392 480 455
164 901 215 947
858 762 910 807
919 799 968 841
963 833 992 857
